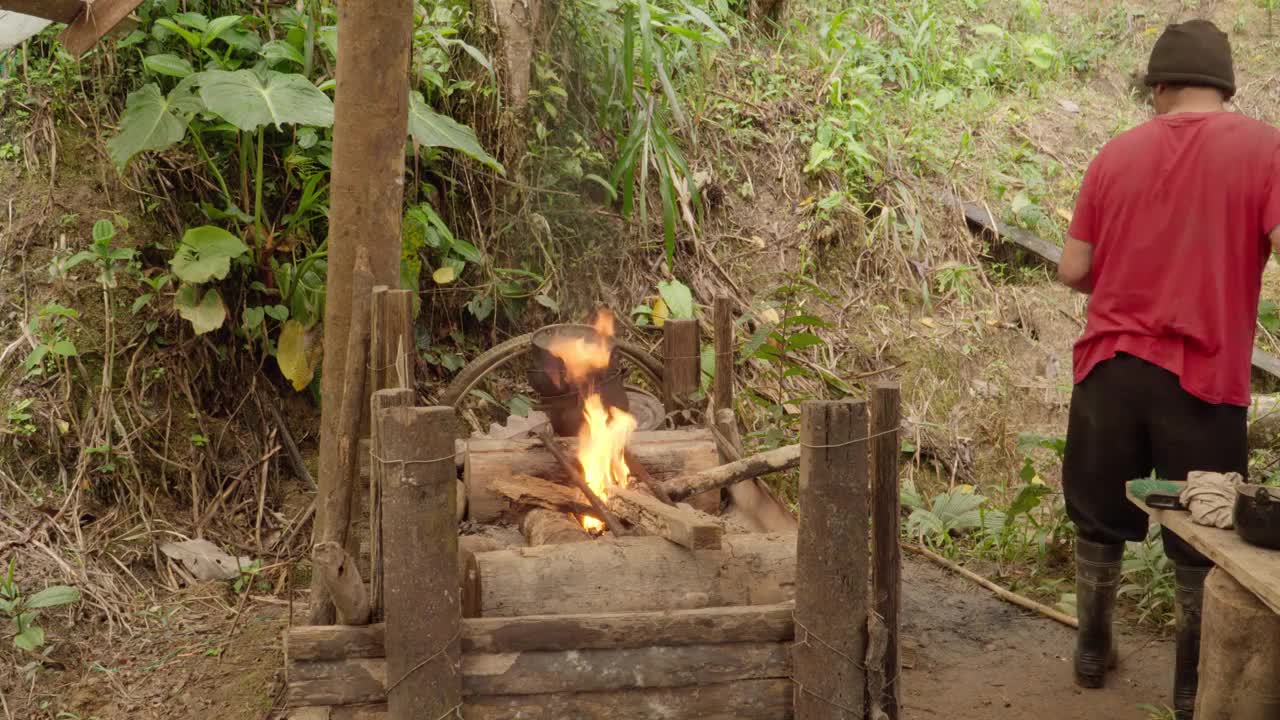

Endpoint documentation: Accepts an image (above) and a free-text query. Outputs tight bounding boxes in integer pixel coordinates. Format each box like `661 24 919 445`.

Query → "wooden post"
713 298 734 416
379 405 461 720
372 289 414 393
794 400 870 720
369 388 415 621
663 319 700 410
870 383 901 720
310 249 375 625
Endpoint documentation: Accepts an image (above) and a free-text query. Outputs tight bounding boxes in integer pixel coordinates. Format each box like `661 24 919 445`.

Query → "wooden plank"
1126 481 1280 615
289 643 792 705
870 383 902 720
713 297 735 415
662 318 701 410
290 679 794 720
795 400 870 720
608 487 724 549
286 603 796 661
0 0 82 23
1252 347 1280 381
368 389 414 621
58 0 143 56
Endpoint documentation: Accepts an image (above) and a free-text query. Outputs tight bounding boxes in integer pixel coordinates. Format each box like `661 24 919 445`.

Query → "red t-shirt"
1070 111 1280 407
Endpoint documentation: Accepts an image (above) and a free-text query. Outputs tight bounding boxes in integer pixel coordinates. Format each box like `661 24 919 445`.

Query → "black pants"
1063 353 1247 567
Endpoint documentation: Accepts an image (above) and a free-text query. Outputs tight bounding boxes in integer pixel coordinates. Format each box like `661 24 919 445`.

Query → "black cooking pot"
526 324 630 437
1234 484 1280 551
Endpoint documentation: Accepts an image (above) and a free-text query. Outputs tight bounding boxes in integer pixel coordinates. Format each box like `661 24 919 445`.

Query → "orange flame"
546 309 635 530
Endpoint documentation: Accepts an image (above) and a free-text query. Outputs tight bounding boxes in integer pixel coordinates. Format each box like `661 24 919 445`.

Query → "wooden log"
1195 569 1280 720
520 509 590 545
493 474 593 516
379 406 461 720
58 0 143 56
663 318 701 410
369 388 415 621
286 602 795 661
288 642 790 704
870 383 902 720
794 400 870 720
607 487 723 550
463 533 795 617
290 678 794 719
662 444 800 502
713 297 735 415
313 542 371 626
309 249 375 625
465 430 720 523
537 426 624 535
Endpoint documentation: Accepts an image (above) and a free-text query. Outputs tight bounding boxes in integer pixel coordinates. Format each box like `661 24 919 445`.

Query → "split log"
463 533 794 617
607 487 723 550
288 678 793 720
465 430 720 523
493 474 593 516
661 444 800 502
1196 569 1280 719
288 642 790 704
520 509 590 545
538 427 624 535
286 602 795 661
663 319 701 410
313 542 371 626
713 297 735 416
368 388 415 621
870 383 902 720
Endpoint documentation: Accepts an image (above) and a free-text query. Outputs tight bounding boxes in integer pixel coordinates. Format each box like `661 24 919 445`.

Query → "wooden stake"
870 383 901 720
369 388 415 621
662 319 700 410
379 405 460 719
713 297 734 416
310 248 375 625
313 541 371 626
661 444 800 501
607 487 723 550
794 400 870 720
536 427 624 535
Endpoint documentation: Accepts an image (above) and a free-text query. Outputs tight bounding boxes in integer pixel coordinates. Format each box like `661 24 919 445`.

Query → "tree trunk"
1195 569 1280 719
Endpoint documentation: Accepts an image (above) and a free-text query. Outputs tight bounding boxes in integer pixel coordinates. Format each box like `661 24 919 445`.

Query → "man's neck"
1163 88 1227 115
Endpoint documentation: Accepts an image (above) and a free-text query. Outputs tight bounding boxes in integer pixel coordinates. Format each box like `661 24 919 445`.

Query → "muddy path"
901 557 1173 720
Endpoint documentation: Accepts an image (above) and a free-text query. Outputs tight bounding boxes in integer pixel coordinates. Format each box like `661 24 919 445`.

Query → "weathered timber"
288 642 790 704
607 487 723 550
794 400 870 720
368 389 415 620
309 249 375 625
662 444 800 502
465 430 719 523
713 297 735 415
1196 569 1280 720
870 383 902 720
463 533 795 617
288 678 794 720
380 406 460 719
520 508 590 545
493 474 593 516
663 318 701 410
0 0 83 22
313 542 371 626
537 426 624 535
286 602 795 661
624 449 674 505
58 0 143 55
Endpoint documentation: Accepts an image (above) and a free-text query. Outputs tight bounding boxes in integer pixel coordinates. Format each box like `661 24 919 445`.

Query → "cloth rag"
1178 470 1243 529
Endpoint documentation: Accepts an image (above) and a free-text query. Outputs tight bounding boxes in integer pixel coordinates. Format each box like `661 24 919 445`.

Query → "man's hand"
1058 237 1094 293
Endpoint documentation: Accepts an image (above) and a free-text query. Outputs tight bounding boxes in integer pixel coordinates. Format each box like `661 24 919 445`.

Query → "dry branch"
661 444 800 501
537 426 624 535
905 543 1077 628
607 487 723 550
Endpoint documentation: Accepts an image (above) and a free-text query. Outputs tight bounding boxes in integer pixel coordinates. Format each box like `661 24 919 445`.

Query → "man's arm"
1058 237 1094 293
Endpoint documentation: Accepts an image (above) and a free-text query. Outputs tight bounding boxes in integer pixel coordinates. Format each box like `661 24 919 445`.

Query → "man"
1057 19 1280 719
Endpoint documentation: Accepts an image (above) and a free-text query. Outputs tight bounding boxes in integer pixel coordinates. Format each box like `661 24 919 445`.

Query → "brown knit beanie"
1144 19 1235 98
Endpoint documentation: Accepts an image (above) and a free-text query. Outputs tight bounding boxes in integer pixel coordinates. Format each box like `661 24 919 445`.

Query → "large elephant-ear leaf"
174 285 228 335
108 84 188 169
198 69 335 131
408 91 504 173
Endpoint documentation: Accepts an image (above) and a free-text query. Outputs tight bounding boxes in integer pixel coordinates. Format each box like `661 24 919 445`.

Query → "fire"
547 310 636 530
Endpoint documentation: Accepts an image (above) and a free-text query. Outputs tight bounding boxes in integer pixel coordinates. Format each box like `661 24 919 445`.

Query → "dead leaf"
276 320 315 391
1058 99 1081 114
160 539 253 582
652 297 670 327
1055 207 1073 223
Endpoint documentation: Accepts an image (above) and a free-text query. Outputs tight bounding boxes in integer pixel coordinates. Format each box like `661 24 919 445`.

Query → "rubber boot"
1074 538 1124 688
1172 565 1210 720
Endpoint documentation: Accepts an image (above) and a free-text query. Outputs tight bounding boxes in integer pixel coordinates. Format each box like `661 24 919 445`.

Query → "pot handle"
1255 487 1278 509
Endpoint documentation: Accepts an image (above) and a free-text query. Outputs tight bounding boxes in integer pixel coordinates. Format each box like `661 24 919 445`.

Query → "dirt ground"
902 558 1174 720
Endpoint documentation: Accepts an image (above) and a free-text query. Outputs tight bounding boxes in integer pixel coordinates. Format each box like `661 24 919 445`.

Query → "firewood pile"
286 297 903 720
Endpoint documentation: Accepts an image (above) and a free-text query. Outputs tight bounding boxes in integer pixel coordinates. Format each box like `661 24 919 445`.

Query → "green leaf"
14 625 44 651
433 266 458 284
143 53 194 78
131 293 154 315
408 92 503 172
261 39 306 67
199 70 335 132
450 238 483 264
25 585 80 609
243 306 265 330
265 305 289 322
107 84 188 169
785 332 825 351
175 285 228 335
92 219 116 243
202 15 243 49
156 18 202 48
170 226 248 284
49 340 77 358
534 294 559 313
657 279 695 320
